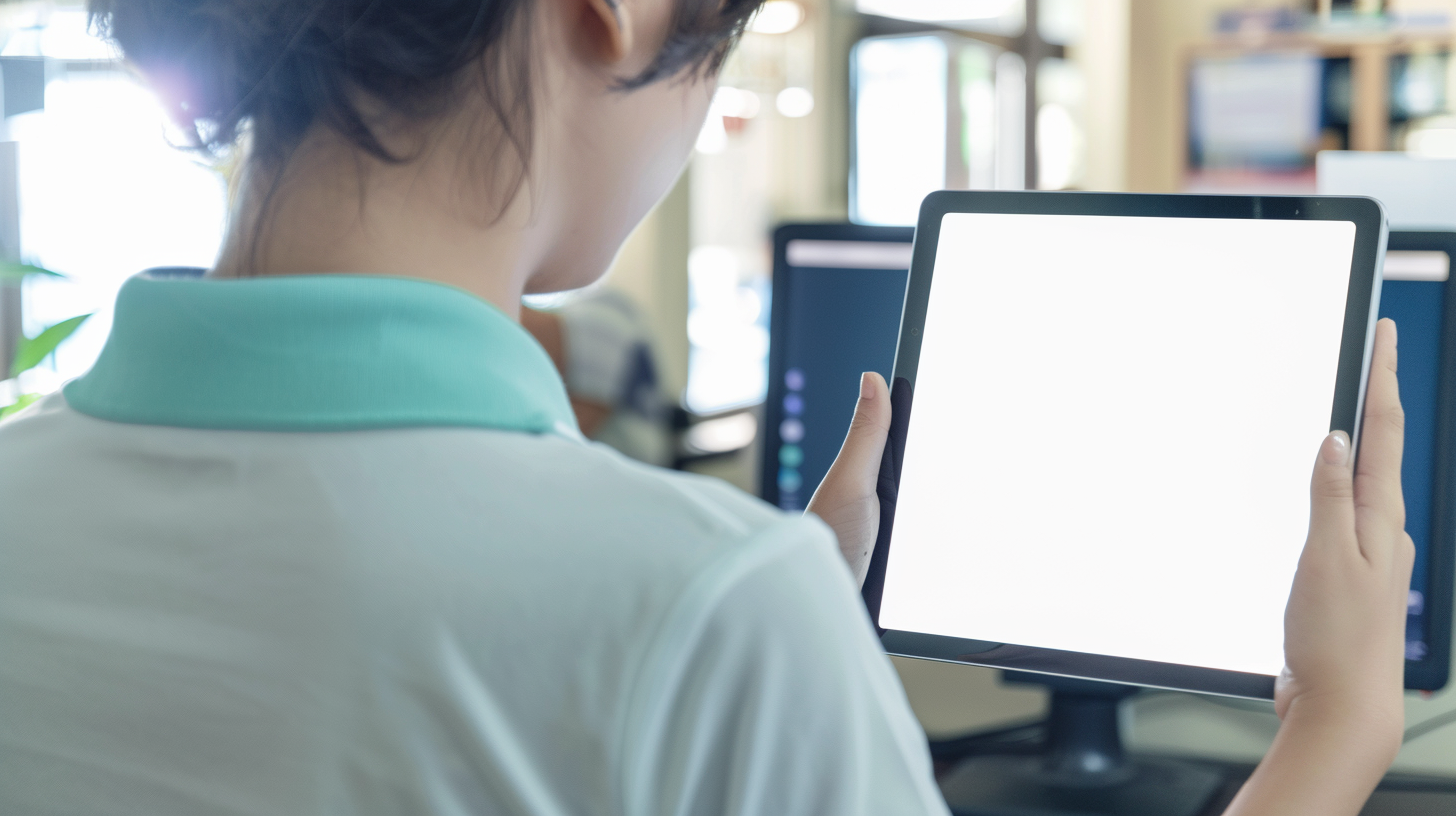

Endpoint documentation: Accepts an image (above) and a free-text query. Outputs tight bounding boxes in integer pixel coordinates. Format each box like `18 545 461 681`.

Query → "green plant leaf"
0 262 64 281
11 313 92 377
0 392 41 419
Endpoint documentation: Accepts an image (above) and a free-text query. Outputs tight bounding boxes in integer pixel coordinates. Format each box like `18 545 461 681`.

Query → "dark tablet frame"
1389 231 1456 692
762 223 915 508
863 190 1388 699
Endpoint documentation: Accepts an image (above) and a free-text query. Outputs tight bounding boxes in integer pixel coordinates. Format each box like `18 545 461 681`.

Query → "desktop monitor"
762 223 913 512
1381 231 1455 690
763 223 1451 691
1318 152 1456 230
1188 52 1322 172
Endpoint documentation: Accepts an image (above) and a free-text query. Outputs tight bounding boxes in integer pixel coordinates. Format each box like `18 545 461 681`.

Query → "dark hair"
89 0 763 168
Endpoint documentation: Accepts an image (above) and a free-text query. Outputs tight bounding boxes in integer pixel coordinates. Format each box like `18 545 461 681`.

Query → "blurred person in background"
0 1 1414 815
522 289 673 466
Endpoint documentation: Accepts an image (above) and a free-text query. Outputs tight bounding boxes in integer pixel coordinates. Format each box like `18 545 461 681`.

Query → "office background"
2 0 1456 784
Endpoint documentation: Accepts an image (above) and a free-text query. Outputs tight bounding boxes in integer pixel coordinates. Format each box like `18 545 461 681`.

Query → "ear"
581 0 634 64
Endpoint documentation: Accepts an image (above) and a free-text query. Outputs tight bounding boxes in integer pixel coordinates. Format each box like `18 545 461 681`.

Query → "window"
4 10 226 394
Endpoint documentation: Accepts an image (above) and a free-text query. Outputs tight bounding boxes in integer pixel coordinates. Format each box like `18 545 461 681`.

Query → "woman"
0 1 1413 814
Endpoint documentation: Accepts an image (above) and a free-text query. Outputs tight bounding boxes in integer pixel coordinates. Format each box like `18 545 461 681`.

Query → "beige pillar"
1350 44 1391 151
1076 0 1131 192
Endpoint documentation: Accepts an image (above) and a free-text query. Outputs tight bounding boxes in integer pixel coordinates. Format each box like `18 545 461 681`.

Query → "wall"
599 175 693 401
1076 0 1132 192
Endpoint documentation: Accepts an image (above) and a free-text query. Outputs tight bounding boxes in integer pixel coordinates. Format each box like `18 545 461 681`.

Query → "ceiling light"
776 87 815 118
711 86 761 119
855 0 1020 24
749 1 805 35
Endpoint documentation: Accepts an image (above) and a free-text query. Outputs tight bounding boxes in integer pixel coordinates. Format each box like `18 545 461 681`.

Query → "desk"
934 754 1456 815
1194 760 1456 816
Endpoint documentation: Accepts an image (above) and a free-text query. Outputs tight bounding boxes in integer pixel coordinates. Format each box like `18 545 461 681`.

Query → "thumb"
1306 430 1356 555
816 372 891 504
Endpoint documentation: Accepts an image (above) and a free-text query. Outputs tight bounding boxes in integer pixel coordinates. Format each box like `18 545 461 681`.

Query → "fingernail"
1322 431 1350 466
860 372 874 400
1390 320 1398 348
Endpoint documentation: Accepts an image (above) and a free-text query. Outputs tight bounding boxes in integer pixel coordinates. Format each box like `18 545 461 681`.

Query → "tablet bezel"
865 190 1388 699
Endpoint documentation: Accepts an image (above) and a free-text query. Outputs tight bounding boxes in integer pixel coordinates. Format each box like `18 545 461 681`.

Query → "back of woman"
0 4 951 813
0 281 934 813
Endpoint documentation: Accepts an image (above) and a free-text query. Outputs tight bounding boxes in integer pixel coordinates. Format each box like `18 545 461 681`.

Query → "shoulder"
613 496 947 816
454 427 790 542
0 391 88 469
0 388 67 427
2 392 793 574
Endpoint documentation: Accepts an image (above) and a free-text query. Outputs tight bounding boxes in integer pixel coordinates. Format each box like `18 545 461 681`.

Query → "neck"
212 129 544 320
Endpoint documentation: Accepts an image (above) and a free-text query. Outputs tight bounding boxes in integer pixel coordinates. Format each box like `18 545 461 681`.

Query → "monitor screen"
764 226 913 510
1188 53 1322 171
878 212 1359 678
1381 248 1450 665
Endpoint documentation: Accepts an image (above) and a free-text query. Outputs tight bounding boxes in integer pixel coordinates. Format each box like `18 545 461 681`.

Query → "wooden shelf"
1197 28 1454 58
1190 25 1456 156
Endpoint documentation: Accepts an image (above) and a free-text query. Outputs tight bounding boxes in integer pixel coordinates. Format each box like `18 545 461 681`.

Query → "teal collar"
64 274 580 436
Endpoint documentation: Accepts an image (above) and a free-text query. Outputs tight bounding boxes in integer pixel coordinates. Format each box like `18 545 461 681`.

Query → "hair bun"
89 0 766 163
92 0 274 150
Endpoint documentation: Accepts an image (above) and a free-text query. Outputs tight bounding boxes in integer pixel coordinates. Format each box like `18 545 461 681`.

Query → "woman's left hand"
806 371 892 587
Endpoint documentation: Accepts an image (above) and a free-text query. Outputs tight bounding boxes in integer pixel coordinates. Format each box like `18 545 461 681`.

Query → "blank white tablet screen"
878 212 1359 678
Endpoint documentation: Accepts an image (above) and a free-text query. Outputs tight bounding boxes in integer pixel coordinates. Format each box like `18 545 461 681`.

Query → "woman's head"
89 0 763 296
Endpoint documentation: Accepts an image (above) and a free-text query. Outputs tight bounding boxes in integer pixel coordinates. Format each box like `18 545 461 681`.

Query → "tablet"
865 191 1387 699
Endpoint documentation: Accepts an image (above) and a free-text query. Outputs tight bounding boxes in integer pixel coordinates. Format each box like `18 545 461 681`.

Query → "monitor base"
939 753 1224 816
935 674 1224 816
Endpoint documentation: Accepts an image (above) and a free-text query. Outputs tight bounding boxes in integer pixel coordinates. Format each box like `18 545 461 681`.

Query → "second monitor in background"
763 224 913 511
1380 231 1455 691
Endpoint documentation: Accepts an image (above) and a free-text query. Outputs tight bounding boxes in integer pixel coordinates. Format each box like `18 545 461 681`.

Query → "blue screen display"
769 265 908 511
767 242 1444 665
1379 279 1443 661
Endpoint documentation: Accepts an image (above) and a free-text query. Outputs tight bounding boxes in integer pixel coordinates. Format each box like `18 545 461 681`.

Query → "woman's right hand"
1225 317 1414 816
1279 316 1414 733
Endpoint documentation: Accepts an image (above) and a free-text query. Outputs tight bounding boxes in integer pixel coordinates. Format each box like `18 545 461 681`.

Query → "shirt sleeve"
619 518 950 816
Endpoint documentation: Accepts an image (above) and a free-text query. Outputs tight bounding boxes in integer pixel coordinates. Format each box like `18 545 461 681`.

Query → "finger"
1398 531 1417 579
1274 666 1295 721
812 372 891 508
1354 319 1406 542
1307 429 1356 555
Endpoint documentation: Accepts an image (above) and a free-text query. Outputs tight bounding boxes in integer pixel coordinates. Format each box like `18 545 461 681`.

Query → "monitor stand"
937 674 1225 816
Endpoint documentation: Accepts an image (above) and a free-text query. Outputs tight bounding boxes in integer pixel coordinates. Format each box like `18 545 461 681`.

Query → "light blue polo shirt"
0 275 946 816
